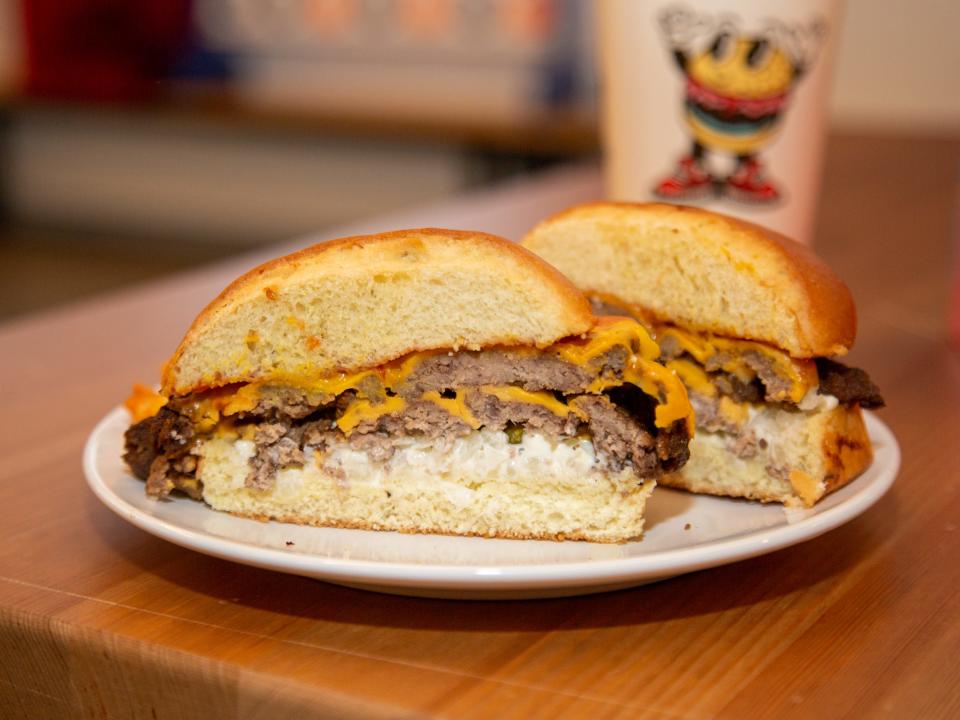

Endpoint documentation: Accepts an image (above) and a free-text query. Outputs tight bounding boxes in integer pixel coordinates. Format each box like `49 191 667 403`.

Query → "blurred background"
0 0 957 321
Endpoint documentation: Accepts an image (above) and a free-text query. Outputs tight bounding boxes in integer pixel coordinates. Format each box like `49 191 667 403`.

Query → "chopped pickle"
505 423 524 444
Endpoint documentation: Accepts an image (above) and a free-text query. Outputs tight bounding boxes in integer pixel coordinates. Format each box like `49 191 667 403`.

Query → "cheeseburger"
523 203 884 507
124 229 694 542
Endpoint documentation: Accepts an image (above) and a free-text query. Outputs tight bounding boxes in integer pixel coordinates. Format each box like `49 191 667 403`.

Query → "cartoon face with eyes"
655 8 826 203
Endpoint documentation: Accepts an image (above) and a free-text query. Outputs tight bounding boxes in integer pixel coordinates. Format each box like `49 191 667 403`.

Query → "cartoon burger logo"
655 7 827 203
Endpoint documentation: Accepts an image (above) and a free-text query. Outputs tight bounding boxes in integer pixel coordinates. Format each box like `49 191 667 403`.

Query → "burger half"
523 203 884 507
124 229 693 542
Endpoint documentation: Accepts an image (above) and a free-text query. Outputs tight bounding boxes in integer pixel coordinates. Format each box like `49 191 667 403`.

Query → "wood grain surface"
1 135 958 720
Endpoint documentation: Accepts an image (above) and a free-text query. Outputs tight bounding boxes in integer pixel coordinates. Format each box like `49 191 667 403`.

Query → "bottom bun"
661 402 872 507
196 429 654 543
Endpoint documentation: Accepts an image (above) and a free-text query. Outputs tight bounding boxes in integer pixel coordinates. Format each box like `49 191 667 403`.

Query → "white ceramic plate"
84 408 899 599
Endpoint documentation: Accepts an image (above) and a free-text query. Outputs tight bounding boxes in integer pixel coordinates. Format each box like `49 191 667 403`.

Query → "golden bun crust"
162 229 593 397
523 202 856 358
816 403 874 499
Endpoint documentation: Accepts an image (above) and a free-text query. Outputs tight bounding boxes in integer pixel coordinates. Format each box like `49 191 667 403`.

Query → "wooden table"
2 134 959 719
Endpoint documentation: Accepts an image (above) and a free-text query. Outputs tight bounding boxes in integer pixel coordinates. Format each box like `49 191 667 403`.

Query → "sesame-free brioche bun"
162 229 593 397
522 202 856 358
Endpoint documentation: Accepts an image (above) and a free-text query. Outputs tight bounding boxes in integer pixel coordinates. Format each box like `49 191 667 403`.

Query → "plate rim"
84 407 899 590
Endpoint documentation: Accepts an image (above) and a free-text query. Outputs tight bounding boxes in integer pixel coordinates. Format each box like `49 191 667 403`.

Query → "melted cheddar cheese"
124 384 168 423
554 316 661 364
301 369 377 397
421 390 481 429
379 350 443 390
554 317 692 431
336 396 407 434
479 385 585 420
130 317 693 436
655 325 816 403
666 358 717 398
718 396 749 425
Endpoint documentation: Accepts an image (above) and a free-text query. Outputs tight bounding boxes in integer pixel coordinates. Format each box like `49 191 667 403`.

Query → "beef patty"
125 346 690 498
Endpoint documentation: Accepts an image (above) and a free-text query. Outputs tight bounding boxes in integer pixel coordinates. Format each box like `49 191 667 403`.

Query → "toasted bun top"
161 229 593 396
522 202 856 358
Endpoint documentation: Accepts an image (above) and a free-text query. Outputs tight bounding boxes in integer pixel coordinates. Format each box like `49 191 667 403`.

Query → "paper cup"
599 0 842 244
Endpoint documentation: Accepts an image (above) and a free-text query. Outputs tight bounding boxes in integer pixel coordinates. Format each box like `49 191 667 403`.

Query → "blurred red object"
498 0 556 41
22 0 190 102
398 0 454 39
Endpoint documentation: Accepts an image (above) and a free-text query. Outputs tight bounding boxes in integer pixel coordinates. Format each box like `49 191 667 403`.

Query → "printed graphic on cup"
654 7 826 204
600 1 842 244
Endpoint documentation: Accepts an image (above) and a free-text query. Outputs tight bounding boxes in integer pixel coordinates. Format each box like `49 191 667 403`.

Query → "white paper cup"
599 0 842 244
